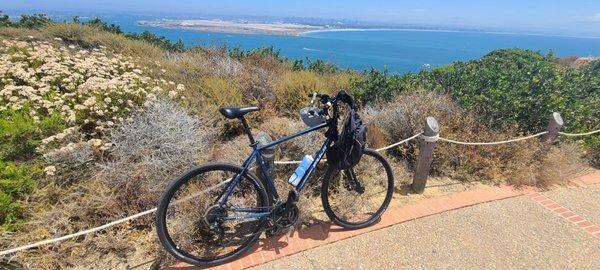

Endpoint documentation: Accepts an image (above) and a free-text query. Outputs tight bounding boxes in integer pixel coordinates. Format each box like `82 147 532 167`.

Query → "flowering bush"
0 37 188 231
0 38 183 157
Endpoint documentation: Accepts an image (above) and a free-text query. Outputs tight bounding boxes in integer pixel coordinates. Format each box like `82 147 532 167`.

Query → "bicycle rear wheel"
321 149 394 229
155 163 269 266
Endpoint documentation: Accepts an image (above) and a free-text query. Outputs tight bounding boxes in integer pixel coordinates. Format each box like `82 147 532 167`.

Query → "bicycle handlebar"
308 93 334 105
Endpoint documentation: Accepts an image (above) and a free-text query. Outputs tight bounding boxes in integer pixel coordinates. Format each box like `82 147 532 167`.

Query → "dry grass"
272 71 351 116
534 143 586 187
0 23 165 60
1 100 215 268
274 71 324 115
363 89 586 187
44 23 165 59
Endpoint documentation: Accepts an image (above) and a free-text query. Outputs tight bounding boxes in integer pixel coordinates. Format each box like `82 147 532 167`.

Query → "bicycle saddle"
219 106 260 119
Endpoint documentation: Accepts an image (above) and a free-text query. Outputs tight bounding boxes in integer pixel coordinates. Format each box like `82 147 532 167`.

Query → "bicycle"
155 90 394 266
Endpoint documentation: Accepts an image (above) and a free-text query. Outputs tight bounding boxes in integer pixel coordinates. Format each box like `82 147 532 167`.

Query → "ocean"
15 13 600 73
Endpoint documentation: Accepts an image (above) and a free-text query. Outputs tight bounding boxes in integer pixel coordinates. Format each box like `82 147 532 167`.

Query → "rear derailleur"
203 205 227 243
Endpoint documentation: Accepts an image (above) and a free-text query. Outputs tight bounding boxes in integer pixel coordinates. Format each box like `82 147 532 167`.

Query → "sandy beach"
138 19 326 36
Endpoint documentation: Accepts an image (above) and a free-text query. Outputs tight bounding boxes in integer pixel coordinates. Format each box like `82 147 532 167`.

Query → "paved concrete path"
251 185 600 270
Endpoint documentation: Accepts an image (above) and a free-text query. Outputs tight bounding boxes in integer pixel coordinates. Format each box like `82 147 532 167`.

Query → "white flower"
0 37 173 156
44 166 56 176
88 139 103 147
83 97 97 107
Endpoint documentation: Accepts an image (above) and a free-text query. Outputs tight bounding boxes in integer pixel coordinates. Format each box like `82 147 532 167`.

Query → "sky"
3 0 600 36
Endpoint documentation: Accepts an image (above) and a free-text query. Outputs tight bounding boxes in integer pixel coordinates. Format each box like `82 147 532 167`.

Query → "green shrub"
349 68 405 104
399 49 599 164
0 109 66 161
124 30 185 52
229 45 283 60
291 58 339 74
0 14 12 27
81 17 123 34
0 161 41 231
16 14 53 29
408 49 598 130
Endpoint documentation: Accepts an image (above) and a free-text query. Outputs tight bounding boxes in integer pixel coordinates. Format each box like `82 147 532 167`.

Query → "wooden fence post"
544 112 563 143
412 116 439 193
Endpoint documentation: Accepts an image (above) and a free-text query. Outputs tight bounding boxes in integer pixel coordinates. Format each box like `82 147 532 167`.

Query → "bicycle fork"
344 168 365 194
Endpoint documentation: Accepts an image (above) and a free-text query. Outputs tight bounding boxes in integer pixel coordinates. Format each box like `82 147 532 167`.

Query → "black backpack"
326 92 367 170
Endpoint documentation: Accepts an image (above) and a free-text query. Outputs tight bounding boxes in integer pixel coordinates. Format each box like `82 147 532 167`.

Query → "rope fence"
0 179 231 257
374 133 423 151
559 130 600 137
436 131 549 146
1 112 598 257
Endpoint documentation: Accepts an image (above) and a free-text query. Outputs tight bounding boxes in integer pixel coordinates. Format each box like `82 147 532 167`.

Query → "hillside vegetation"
0 15 597 269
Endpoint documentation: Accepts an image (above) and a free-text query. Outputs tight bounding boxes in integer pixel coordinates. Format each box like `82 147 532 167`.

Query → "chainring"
266 204 300 237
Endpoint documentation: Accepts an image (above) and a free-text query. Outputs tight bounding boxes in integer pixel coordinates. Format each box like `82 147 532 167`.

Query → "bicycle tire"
156 163 269 266
321 149 394 229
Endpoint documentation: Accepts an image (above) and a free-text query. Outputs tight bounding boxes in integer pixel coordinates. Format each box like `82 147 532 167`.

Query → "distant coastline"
138 19 326 36
138 19 600 39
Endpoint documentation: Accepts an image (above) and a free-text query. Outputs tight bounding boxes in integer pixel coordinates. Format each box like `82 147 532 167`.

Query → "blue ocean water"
27 13 600 73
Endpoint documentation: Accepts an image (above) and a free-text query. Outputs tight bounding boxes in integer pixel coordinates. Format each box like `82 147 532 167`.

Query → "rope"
274 160 302 165
437 131 548 146
374 133 422 151
273 133 423 163
2 127 598 257
0 208 157 257
558 129 600 137
0 179 230 257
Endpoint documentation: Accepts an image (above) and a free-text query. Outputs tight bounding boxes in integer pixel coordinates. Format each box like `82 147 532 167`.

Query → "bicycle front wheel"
321 148 394 229
155 163 269 266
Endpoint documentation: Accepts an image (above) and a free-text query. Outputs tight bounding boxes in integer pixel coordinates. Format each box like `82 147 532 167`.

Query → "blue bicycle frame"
216 121 331 221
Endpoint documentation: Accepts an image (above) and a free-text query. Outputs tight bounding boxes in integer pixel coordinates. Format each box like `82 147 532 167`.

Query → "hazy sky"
4 0 600 36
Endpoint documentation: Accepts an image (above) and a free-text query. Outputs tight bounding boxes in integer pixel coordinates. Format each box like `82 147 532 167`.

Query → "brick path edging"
165 171 600 270
527 190 600 239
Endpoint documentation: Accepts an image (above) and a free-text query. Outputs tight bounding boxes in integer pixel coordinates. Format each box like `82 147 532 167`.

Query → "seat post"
239 117 256 145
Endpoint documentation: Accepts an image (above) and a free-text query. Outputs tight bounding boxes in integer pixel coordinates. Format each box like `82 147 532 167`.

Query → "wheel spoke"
157 164 268 264
323 149 393 228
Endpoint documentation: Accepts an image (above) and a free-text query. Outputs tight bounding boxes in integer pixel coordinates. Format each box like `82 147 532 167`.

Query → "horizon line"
3 8 600 39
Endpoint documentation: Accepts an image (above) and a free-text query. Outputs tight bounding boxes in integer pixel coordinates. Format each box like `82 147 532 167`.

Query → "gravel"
251 194 600 270
543 185 600 225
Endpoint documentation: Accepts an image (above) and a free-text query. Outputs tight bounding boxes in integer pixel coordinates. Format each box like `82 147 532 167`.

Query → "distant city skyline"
3 0 600 37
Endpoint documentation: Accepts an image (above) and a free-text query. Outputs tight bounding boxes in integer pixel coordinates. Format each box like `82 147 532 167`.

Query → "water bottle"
288 155 314 187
